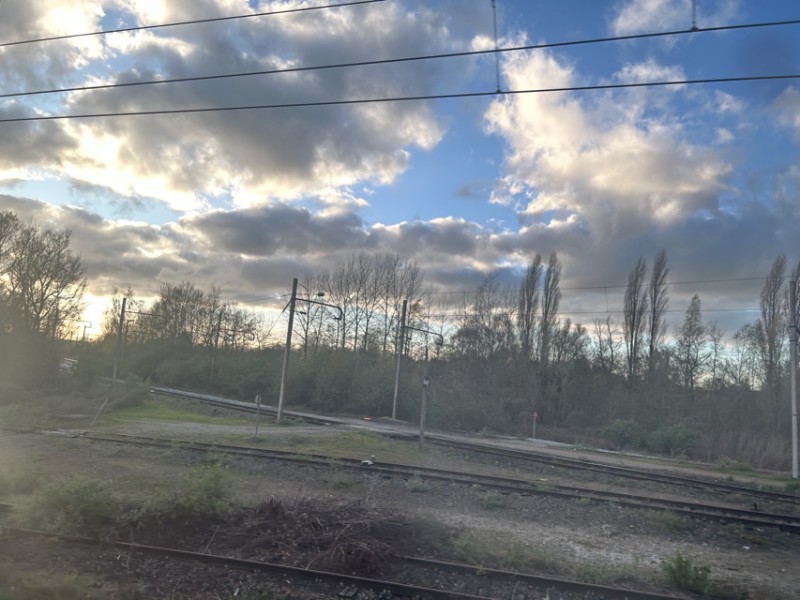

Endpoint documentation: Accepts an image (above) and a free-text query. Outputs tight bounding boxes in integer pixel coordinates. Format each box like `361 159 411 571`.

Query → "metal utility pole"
391 299 407 420
276 277 298 423
790 278 798 480
210 308 223 379
111 297 126 382
420 348 430 447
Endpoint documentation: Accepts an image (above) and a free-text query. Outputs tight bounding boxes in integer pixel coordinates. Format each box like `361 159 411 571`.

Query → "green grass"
0 468 42 498
0 565 111 600
14 458 234 534
661 551 711 594
106 398 252 426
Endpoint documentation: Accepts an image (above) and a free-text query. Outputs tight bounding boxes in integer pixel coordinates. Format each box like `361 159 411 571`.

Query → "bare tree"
623 256 649 380
593 315 622 374
675 294 706 391
517 254 542 360
0 211 19 272
452 273 515 360
706 320 724 387
539 252 561 366
647 249 669 378
758 255 787 396
6 223 86 337
724 324 762 389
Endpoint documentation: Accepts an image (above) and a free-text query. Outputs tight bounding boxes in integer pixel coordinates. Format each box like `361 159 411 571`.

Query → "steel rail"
149 385 800 506
0 525 682 600
398 555 683 600
429 437 800 507
51 430 800 534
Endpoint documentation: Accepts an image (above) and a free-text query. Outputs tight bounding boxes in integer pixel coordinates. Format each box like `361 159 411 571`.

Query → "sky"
1 0 799 340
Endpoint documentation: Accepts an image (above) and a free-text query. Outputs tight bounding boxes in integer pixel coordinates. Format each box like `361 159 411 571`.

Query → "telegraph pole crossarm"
276 279 343 423
392 311 444 421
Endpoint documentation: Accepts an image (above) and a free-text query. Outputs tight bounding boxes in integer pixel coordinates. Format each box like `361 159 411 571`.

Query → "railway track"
30 429 800 535
428 437 800 509
150 386 800 511
0 525 682 599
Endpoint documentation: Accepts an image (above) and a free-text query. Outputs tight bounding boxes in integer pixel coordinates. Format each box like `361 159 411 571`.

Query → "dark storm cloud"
366 219 481 258
182 204 367 255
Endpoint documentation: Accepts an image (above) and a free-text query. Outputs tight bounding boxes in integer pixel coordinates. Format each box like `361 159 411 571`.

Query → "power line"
425 276 768 297
2 73 799 124
421 307 761 320
5 18 799 101
0 0 386 49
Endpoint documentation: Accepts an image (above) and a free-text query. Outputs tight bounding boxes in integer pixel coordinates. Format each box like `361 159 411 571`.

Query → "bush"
648 425 697 458
133 459 233 523
661 550 710 593
16 477 122 534
604 419 646 450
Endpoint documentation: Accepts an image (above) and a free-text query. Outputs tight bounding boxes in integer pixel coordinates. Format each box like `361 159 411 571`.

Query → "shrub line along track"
151 386 800 509
24 428 800 535
0 526 682 600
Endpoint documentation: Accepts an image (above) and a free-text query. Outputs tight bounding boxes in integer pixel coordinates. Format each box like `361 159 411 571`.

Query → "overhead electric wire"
425 276 768 297
0 0 386 49
4 17 800 101
2 73 799 124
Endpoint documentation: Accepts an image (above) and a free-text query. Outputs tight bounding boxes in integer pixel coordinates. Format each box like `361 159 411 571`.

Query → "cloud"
610 0 740 35
774 86 800 132
0 1 495 212
484 50 731 244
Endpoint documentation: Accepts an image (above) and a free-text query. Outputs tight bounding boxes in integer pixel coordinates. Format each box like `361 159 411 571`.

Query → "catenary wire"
0 0 386 49
2 73 799 124
423 277 768 297
4 17 800 101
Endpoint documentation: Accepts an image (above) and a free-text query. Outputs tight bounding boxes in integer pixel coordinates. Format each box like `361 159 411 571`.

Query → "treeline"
434 251 800 468
5 203 798 469
0 212 86 385
96 246 800 468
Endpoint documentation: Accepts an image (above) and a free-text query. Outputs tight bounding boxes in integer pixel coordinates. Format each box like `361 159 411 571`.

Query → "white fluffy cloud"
0 1 478 212
484 49 731 242
611 0 741 35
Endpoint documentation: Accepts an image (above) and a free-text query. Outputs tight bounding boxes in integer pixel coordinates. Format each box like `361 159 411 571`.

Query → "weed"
130 460 234 525
404 475 431 493
661 550 711 593
478 491 506 509
0 565 110 600
785 480 800 493
649 511 693 534
451 532 557 572
15 477 122 534
0 468 41 497
717 457 752 473
326 471 360 490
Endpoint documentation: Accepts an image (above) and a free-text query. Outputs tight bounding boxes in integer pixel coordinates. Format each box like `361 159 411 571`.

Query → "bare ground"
1 393 799 599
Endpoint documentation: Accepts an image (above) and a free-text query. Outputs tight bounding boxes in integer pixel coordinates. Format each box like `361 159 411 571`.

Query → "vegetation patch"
404 474 431 493
661 551 711 594
15 477 122 535
451 532 560 573
0 564 110 600
107 397 251 426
